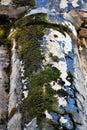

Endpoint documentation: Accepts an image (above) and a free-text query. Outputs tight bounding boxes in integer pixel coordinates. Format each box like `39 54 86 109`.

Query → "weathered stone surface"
8 112 22 130
0 5 29 18
25 118 38 130
1 0 11 5
68 10 87 28
0 46 9 130
79 28 87 38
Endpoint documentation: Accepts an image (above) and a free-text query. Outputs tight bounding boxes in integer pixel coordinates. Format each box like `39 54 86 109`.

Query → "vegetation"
14 12 74 128
67 71 73 83
57 89 69 97
15 13 70 35
14 13 63 124
38 118 60 130
9 107 17 119
65 53 72 59
49 52 59 62
23 85 57 120
0 15 11 48
0 27 4 37
23 66 61 120
0 4 77 129
30 66 61 89
15 13 48 27
13 0 35 6
15 24 46 79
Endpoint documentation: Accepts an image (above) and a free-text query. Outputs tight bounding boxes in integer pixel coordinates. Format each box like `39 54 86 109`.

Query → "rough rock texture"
0 46 9 130
7 37 22 130
0 5 29 18
68 10 87 28
0 0 87 130
25 118 37 130
1 0 11 5
8 113 22 130
79 28 87 38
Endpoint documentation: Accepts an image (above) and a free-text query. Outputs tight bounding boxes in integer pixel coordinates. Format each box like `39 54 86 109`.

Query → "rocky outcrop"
78 17 87 48
25 118 37 130
0 45 9 130
79 28 87 38
8 113 22 130
67 10 87 29
0 5 29 18
1 0 11 5
7 35 22 130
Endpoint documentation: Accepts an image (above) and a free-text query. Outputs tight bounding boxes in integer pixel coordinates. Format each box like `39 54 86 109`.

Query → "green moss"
67 111 75 119
9 107 17 119
23 66 61 121
15 14 62 122
57 89 69 97
13 0 35 6
0 25 10 39
15 13 48 27
23 85 57 120
30 66 61 89
15 24 46 78
38 118 60 130
14 13 72 126
0 27 4 38
67 71 73 83
65 53 72 59
49 52 53 57
49 52 59 62
15 13 70 35
0 15 11 42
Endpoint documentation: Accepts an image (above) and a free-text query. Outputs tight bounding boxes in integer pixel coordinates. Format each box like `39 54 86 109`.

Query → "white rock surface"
0 46 9 129
8 38 22 130
8 113 22 130
25 7 49 16
73 44 87 129
25 118 38 130
1 0 11 5
45 110 52 119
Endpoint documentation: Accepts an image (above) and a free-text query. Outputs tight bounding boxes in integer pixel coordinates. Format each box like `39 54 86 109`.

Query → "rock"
0 5 29 18
68 10 87 29
80 38 87 48
0 46 9 129
79 28 87 38
25 118 38 130
1 0 11 5
8 112 22 130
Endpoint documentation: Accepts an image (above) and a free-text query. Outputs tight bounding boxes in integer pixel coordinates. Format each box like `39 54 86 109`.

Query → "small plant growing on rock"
9 107 17 119
49 52 59 62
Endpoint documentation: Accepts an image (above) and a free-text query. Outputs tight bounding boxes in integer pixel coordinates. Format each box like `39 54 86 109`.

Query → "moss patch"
57 89 69 97
49 52 59 62
30 66 61 89
67 71 73 83
15 13 70 35
0 27 4 37
9 107 17 119
15 24 46 78
15 13 48 27
23 85 57 120
14 13 71 127
12 0 35 6
23 66 61 121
